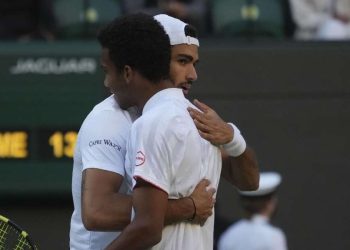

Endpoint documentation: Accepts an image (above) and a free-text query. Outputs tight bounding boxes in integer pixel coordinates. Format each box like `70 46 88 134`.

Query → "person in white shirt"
105 14 258 250
70 12 259 250
69 13 216 250
290 0 350 40
218 172 288 250
156 14 259 192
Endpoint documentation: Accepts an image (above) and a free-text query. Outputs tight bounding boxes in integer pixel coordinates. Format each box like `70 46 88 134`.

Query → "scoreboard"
0 41 107 197
0 130 77 160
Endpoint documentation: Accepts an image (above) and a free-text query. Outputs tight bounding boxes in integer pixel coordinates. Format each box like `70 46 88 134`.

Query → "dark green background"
0 42 106 196
1 40 349 250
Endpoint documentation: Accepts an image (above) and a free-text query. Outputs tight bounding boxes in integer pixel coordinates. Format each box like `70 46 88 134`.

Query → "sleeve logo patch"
88 139 121 151
135 151 145 166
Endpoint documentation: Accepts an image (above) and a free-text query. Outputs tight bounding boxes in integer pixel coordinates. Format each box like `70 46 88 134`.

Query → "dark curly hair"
97 13 170 83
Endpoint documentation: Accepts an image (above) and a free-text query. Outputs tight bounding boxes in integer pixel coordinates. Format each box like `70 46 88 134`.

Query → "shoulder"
80 96 132 138
262 224 288 249
220 219 247 240
136 102 193 137
266 224 287 238
143 96 193 123
218 221 243 249
89 95 127 120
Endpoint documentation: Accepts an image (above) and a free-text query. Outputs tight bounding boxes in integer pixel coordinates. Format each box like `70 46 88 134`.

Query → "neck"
259 199 277 219
136 79 173 110
259 208 272 218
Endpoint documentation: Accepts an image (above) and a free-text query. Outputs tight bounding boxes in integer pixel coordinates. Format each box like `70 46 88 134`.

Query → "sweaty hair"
97 13 170 83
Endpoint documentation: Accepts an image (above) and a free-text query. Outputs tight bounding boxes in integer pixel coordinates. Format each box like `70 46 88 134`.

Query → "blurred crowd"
0 0 349 41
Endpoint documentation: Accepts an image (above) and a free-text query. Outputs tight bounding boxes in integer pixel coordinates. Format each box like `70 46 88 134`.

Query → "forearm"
221 147 259 190
83 192 132 231
106 182 167 250
90 195 195 229
165 197 195 225
106 220 159 250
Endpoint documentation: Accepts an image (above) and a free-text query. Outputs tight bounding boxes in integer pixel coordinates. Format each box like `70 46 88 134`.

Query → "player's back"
126 88 222 250
218 215 287 250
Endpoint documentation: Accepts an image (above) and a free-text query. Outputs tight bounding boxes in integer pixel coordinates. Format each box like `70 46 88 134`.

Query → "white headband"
154 14 199 46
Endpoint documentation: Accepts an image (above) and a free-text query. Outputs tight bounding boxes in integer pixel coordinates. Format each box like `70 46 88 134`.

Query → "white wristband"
222 123 246 157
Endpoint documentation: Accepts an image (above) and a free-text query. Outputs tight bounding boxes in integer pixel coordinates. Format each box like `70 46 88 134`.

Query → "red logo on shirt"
135 151 145 166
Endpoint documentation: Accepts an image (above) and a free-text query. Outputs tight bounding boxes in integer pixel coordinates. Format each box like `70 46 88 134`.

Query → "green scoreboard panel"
0 41 106 197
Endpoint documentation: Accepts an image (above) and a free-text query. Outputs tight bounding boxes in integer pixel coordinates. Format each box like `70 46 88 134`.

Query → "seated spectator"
120 0 210 35
290 0 350 40
0 0 56 41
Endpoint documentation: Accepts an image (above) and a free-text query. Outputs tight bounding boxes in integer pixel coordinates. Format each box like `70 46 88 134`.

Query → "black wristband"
188 196 196 221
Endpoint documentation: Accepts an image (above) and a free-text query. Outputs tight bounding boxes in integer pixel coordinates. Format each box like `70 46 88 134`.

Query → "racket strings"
15 234 32 250
0 221 10 249
15 235 32 250
0 221 33 250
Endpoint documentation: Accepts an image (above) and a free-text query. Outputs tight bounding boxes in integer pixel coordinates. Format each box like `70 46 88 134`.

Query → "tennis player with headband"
155 14 259 190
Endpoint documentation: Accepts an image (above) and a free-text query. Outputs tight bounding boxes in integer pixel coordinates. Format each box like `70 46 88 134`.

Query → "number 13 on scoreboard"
48 131 77 158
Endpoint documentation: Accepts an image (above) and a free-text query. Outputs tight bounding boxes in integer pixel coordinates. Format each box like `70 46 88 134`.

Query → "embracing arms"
105 180 168 249
187 99 259 190
81 168 215 231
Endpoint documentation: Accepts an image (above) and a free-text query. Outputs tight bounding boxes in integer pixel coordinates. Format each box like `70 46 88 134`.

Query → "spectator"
120 0 210 35
0 0 56 41
290 0 350 40
218 172 288 250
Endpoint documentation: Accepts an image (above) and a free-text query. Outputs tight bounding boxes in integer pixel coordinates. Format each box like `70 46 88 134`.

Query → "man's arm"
188 99 259 190
81 169 215 231
165 179 216 226
81 168 132 231
221 147 259 190
106 179 168 250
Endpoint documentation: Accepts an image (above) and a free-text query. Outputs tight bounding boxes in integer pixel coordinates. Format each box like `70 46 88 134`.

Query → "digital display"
47 130 77 159
0 131 29 159
0 130 78 160
0 42 106 196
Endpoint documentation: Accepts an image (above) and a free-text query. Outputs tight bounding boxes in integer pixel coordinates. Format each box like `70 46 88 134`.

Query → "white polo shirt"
70 95 138 250
125 88 222 250
218 215 288 250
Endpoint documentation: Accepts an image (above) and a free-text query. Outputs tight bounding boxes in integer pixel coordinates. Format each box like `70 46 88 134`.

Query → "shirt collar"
142 88 184 114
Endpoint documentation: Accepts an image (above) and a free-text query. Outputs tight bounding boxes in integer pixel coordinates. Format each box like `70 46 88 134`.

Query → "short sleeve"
79 110 129 176
130 114 190 194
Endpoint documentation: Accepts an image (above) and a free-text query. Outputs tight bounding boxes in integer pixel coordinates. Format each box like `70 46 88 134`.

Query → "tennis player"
69 14 215 250
71 13 259 250
105 14 258 250
156 14 259 190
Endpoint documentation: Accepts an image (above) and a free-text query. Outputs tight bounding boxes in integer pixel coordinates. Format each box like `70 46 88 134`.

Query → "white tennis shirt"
70 95 137 250
125 88 222 250
218 215 288 250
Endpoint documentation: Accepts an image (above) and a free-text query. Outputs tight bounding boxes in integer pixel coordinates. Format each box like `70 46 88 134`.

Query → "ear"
123 65 134 84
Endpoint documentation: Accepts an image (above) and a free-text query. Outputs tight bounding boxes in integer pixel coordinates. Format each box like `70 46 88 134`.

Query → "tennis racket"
0 214 38 249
